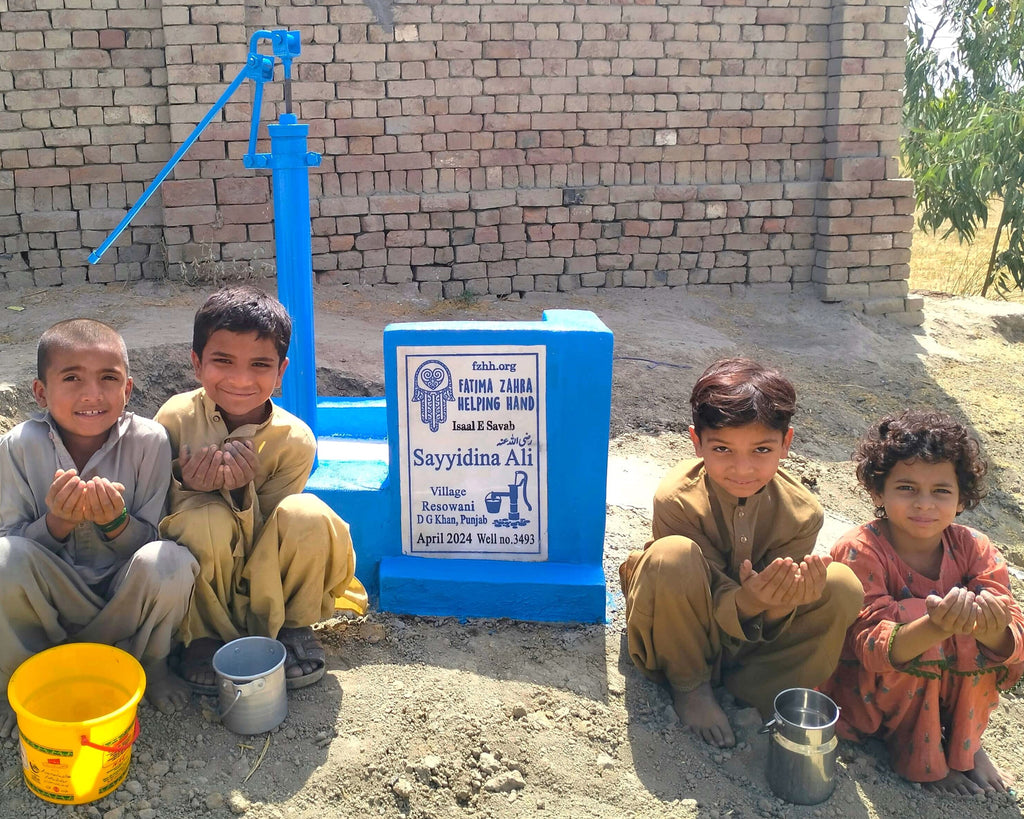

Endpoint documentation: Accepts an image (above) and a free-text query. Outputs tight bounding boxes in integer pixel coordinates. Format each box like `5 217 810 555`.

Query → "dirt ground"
1 279 1024 819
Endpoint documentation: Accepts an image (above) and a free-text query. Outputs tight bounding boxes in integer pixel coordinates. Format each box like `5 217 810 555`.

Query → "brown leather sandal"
175 637 224 696
278 626 327 690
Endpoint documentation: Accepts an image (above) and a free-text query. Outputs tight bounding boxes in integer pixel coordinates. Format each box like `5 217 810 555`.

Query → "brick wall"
0 0 920 323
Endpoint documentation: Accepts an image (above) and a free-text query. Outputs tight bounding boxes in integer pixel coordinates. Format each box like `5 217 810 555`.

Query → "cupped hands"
180 439 257 492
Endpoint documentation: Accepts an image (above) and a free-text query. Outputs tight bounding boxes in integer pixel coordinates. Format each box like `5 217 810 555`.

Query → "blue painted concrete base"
379 556 607 623
304 311 612 625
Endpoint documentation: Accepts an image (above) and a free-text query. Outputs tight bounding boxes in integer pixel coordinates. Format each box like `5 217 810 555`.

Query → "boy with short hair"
156 285 366 693
620 358 863 748
0 319 199 737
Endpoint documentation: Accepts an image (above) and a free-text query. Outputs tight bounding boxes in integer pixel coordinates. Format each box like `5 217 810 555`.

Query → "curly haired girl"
822 410 1024 796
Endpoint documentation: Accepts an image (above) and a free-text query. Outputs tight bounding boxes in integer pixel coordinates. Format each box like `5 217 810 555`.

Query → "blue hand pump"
89 30 322 434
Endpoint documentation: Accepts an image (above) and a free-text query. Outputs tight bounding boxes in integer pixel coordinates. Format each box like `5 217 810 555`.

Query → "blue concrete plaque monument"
310 311 613 623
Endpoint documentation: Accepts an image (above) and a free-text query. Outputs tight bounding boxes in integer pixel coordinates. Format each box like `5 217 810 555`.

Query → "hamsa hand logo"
411 359 454 432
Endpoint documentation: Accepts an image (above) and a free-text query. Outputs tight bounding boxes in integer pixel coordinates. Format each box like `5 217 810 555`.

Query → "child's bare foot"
0 696 18 740
144 658 190 714
923 768 985 797
966 747 1011 793
672 681 735 748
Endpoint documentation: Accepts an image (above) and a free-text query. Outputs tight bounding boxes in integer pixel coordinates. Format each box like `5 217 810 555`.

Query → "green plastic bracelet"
98 507 128 534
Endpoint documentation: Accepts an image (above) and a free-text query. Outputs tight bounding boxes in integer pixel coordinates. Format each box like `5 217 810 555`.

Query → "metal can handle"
218 688 243 722
217 677 267 721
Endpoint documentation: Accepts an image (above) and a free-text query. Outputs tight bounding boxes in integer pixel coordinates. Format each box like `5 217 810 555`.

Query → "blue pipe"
254 114 322 434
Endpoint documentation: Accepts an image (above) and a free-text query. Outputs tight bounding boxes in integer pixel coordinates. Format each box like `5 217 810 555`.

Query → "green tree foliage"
903 1 1024 295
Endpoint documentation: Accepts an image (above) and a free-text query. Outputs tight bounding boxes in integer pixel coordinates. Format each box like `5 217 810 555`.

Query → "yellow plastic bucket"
7 643 146 805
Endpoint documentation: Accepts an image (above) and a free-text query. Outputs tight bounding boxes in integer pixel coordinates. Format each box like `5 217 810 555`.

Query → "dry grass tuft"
909 201 1021 300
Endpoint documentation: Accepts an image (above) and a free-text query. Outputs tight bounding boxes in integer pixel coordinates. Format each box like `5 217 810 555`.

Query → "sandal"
174 637 224 696
278 626 327 690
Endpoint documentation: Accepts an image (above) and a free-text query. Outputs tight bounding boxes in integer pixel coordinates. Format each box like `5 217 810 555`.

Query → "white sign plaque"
396 345 547 560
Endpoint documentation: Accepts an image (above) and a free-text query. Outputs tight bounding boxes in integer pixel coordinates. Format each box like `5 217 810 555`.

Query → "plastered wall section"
0 0 920 324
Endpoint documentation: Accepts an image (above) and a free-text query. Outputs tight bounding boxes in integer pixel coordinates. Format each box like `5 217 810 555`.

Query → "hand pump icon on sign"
485 471 532 528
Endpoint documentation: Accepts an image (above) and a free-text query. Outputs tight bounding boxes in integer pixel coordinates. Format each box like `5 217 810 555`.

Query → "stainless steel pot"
213 636 288 735
762 687 839 805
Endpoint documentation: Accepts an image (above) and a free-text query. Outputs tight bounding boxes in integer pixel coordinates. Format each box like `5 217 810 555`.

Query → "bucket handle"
216 676 267 722
759 704 841 735
218 688 243 722
80 717 140 753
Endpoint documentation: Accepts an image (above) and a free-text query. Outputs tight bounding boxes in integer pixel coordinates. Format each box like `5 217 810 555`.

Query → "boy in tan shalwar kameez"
156 286 366 693
620 358 863 747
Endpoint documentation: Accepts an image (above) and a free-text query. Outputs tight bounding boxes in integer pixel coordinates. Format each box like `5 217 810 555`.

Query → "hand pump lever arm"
88 31 290 264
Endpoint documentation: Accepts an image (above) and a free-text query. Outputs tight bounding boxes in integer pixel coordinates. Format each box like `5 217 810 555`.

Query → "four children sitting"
0 292 1017 797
